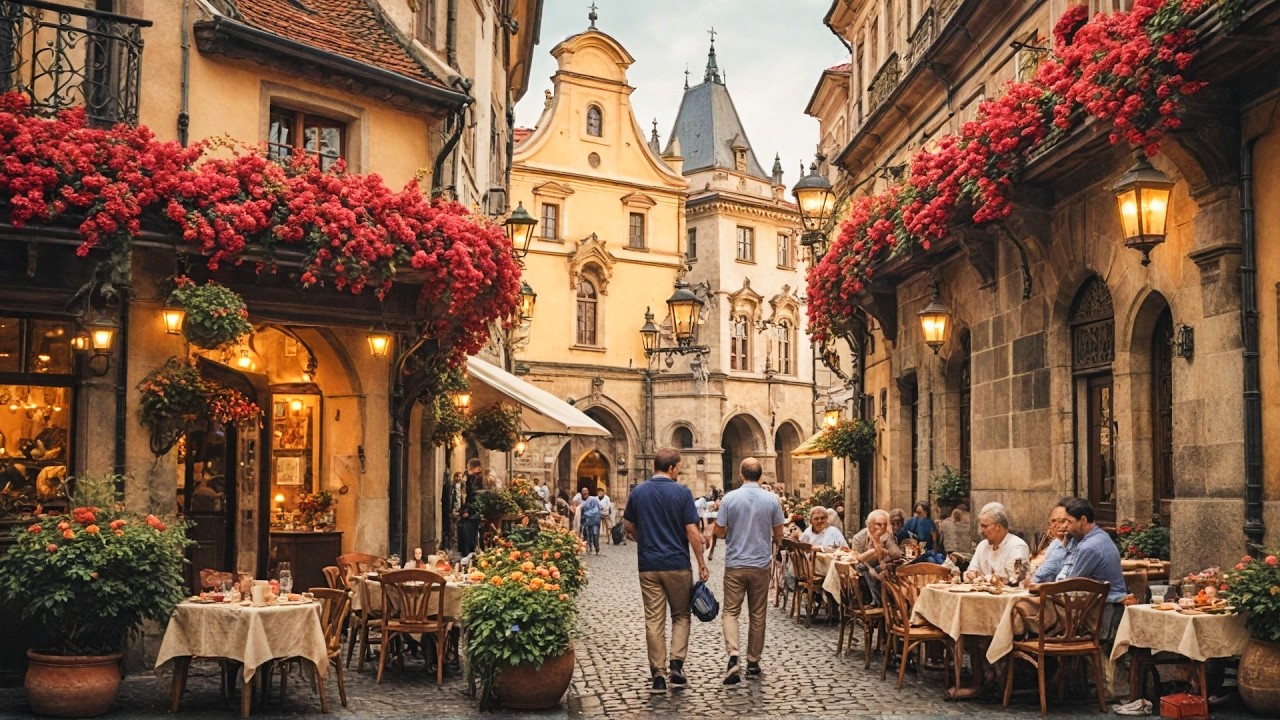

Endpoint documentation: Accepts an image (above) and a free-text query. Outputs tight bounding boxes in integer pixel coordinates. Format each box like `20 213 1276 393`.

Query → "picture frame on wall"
274 454 303 486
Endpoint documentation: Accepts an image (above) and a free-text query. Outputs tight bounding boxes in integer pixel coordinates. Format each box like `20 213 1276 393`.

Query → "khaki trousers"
639 569 692 676
723 566 771 663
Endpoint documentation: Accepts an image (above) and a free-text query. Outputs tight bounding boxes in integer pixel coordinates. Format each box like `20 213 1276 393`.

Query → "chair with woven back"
786 540 825 627
880 567 957 690
376 569 454 686
1002 577 1109 718
835 562 885 667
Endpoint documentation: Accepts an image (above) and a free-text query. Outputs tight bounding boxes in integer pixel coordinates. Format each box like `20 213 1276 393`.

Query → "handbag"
690 580 719 622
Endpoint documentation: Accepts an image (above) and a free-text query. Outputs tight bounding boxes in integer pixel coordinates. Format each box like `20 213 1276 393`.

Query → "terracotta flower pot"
494 645 575 710
1239 637 1280 715
24 650 122 718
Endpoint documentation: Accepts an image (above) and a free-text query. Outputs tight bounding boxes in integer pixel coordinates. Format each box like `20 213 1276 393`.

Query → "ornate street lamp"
917 281 951 354
640 307 660 357
504 201 538 260
160 303 185 336
1113 154 1174 266
822 403 842 429
70 330 90 353
367 325 393 358
518 280 538 322
792 162 837 255
449 389 472 413
666 280 704 348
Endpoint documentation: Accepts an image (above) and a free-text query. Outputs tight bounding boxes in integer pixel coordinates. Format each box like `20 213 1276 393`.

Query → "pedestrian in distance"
596 486 613 545
457 459 485 556
707 458 784 686
622 447 709 694
579 487 602 555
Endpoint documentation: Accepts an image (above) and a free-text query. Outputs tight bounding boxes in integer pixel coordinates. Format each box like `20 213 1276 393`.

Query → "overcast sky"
513 0 848 185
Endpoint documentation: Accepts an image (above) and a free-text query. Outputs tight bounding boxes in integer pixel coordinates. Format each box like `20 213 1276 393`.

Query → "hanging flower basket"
814 419 876 462
137 357 261 455
169 278 253 351
468 404 522 452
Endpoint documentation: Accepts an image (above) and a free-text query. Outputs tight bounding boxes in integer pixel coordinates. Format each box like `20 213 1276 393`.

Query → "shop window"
267 107 345 170
268 390 321 528
0 316 76 508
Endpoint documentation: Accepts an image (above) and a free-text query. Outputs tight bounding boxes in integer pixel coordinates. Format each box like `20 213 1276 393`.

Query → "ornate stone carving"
567 233 616 295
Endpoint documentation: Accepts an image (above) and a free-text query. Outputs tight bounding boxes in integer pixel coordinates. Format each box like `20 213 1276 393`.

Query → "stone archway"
1124 290 1175 528
721 413 765 493
574 448 610 495
773 421 803 493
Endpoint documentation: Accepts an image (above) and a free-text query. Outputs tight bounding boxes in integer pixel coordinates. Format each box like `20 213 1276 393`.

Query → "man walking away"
709 458 784 686
623 447 709 694
579 487 602 555
458 459 485 556
597 487 614 546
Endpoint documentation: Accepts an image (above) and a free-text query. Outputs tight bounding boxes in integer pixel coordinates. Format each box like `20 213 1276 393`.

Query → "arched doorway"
721 414 761 493
1151 308 1174 527
575 449 610 495
1070 275 1116 525
773 422 802 492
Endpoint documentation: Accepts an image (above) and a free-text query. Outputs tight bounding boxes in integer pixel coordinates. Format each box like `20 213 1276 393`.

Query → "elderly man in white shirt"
799 506 849 551
965 502 1030 581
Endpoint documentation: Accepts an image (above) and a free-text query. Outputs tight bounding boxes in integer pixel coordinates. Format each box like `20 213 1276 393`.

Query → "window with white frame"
541 203 559 239
628 213 646 249
730 315 751 371
776 320 794 375
576 278 598 346
777 232 793 269
736 226 754 262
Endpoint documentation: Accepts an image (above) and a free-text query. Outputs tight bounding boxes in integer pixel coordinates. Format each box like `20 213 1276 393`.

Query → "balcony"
906 8 935 68
0 0 151 126
867 53 901 118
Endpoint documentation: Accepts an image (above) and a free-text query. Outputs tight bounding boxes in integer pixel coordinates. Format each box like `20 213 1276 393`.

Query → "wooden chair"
881 573 956 689
772 542 792 609
891 563 952 603
1122 569 1148 604
835 562 885 667
1002 577 1109 718
376 569 453 686
336 552 382 586
347 576 383 672
322 565 343 591
786 540 825 627
311 587 350 710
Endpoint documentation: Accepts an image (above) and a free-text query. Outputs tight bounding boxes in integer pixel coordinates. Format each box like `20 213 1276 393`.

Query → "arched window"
673 426 694 449
586 105 602 137
576 278 598 346
775 320 793 375
730 315 751 371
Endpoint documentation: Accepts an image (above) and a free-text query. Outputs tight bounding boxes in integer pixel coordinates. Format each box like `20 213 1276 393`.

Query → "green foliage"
929 465 970 503
1113 519 1170 560
809 487 842 510
170 279 253 351
428 368 471 446
813 418 876 461
468 403 522 452
0 474 192 655
136 357 208 429
1223 550 1280 643
464 524 585 709
1219 0 1247 33
475 489 519 519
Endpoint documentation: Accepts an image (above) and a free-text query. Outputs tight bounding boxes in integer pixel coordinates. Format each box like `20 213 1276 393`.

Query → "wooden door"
183 424 237 592
1151 310 1174 526
1086 375 1117 525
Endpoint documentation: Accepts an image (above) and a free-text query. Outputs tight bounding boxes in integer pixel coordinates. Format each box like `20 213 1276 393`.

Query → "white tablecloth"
350 574 465 619
911 585 1033 663
155 600 327 682
1111 604 1249 663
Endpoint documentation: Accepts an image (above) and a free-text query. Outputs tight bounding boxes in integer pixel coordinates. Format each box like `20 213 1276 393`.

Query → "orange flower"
27 524 41 534
554 551 561 559
509 551 521 561
109 519 125 530
113 529 124 536
521 561 534 571
559 593 568 601
479 560 490 569
45 543 57 553
57 522 70 531
490 576 504 586
85 524 100 534
62 529 74 540
536 567 550 577
528 578 543 590
509 571 524 582
467 571 486 583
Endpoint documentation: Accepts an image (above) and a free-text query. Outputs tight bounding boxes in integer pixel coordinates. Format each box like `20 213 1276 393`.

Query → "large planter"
494 645 575 710
1239 637 1280 715
24 650 122 717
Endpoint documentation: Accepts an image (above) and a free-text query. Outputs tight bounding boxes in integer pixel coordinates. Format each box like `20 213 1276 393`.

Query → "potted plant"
1112 519 1170 560
168 277 253 351
463 525 584 710
296 491 335 529
929 464 970 514
1223 551 1280 714
0 474 190 717
813 418 876 462
467 403 522 452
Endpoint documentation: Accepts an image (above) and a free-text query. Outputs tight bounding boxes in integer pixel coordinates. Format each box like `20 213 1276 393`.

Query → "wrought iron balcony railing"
906 8 935 69
0 0 151 126
866 52 901 118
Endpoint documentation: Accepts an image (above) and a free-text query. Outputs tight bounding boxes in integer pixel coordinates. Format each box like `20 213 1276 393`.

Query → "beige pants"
639 569 692 676
723 566 771 663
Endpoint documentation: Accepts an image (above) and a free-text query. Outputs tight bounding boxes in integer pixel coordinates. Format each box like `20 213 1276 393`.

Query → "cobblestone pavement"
0 541 1259 718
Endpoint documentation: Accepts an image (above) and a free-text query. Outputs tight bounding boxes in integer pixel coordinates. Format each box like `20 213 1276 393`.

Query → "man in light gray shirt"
708 457 784 685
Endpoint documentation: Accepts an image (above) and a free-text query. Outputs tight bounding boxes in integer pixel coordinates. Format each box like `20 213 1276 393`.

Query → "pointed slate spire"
771 153 784 185
704 27 721 84
650 119 661 154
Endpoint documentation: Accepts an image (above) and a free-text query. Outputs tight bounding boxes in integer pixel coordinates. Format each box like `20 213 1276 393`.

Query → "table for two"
156 599 327 717
1111 604 1249 701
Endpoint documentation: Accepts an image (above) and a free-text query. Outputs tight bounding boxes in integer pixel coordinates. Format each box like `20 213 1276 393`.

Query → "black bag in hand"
690 580 719 622
610 522 625 545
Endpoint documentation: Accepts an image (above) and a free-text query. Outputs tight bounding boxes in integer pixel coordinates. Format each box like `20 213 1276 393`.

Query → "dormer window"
586 105 603 137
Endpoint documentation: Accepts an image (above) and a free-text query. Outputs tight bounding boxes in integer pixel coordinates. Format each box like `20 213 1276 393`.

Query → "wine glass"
277 562 292 594
388 553 401 570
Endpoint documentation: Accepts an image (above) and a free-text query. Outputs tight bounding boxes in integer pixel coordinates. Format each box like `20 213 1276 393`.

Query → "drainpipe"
178 0 190 146
1240 135 1264 553
113 287 131 483
430 77 473 197
446 0 458 68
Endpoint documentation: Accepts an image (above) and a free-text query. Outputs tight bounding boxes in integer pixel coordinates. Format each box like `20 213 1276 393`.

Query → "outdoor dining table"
155 598 327 717
911 584 1033 664
816 551 855 603
349 572 466 619
1111 604 1249 701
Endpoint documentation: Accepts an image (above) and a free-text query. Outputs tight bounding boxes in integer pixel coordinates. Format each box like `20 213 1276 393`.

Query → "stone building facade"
808 0 1280 571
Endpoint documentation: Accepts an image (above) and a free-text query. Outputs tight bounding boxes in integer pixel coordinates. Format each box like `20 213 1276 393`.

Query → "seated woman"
799 506 849 551
900 501 944 563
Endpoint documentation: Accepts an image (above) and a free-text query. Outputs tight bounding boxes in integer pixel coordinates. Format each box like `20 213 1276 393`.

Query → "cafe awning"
465 357 611 437
790 431 832 459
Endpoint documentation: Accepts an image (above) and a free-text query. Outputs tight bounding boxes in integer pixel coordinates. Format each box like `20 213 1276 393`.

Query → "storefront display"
269 388 321 530
0 316 76 507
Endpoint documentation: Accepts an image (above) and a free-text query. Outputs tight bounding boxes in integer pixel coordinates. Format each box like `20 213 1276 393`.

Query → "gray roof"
666 46 768 180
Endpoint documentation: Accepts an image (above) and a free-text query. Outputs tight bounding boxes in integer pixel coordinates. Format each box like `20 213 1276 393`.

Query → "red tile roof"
826 63 852 73
233 0 443 88
513 127 533 144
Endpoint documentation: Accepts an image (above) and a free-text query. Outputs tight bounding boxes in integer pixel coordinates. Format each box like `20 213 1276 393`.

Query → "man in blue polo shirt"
623 447 708 694
708 457 784 686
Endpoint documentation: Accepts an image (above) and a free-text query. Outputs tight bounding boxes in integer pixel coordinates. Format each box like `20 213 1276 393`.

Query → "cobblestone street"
0 538 1257 719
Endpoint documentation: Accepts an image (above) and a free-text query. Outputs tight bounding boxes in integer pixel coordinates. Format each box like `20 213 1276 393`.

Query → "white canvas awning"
465 357 610 437
790 431 832 459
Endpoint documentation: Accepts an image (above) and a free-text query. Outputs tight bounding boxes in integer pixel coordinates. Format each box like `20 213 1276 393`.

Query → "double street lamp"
640 280 709 358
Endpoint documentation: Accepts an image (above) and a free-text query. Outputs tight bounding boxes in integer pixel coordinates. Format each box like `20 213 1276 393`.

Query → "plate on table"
948 584 975 593
1153 603 1178 611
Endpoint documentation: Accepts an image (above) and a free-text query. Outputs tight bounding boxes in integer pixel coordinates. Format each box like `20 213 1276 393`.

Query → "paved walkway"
0 539 1259 718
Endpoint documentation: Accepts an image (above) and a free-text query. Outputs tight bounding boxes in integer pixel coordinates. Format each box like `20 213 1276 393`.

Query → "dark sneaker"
745 661 761 678
668 660 688 688
723 656 741 686
650 675 667 694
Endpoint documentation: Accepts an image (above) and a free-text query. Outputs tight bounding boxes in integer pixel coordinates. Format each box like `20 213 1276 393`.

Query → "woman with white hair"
965 501 1030 581
799 506 848 551
848 509 902 605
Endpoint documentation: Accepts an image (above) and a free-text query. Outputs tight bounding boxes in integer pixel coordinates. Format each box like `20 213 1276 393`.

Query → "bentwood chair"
376 569 453 686
892 563 952 603
836 562 885 667
322 565 343 591
311 587 350 710
336 552 382 586
881 573 956 690
347 575 383 672
787 541 825 626
1003 577 1109 718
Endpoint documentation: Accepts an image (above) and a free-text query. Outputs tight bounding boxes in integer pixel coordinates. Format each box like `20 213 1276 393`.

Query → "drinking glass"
279 574 293 594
